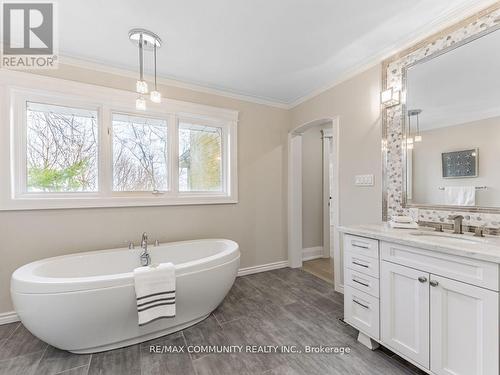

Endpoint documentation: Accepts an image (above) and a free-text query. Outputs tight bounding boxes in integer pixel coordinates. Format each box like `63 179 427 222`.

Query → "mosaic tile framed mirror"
382 3 500 229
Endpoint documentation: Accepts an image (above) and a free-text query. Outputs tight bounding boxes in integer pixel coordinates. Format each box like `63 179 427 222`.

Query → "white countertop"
338 223 500 264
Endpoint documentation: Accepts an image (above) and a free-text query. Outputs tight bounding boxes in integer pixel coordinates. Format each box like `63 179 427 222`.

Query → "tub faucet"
448 215 464 234
140 232 151 266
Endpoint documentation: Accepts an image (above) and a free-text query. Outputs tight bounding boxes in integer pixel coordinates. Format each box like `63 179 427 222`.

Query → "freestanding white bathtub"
11 239 239 353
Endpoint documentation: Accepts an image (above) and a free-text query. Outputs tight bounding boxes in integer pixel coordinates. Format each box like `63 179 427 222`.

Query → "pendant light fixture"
129 29 162 110
136 33 148 94
414 109 423 142
408 109 423 144
150 44 161 103
407 110 414 148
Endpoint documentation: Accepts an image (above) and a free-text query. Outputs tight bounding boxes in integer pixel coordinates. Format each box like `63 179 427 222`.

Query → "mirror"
404 28 500 209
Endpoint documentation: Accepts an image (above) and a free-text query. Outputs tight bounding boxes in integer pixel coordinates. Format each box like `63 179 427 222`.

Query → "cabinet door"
430 275 499 375
344 286 380 339
381 261 429 368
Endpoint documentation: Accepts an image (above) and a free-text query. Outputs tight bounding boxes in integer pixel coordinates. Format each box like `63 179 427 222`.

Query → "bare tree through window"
112 114 168 192
26 102 98 192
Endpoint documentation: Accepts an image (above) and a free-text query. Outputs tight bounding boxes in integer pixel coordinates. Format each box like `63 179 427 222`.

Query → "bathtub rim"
11 238 239 294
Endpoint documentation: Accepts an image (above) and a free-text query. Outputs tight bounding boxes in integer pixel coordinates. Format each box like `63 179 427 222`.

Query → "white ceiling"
58 0 496 106
407 28 500 131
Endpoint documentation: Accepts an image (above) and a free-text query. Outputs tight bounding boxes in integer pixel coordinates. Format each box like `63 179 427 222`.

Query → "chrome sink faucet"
448 215 464 234
140 232 151 266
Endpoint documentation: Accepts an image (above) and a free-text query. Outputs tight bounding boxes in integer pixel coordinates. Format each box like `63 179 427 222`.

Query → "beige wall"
0 64 290 313
1 63 383 313
411 116 500 206
290 65 382 286
291 65 383 227
301 127 324 248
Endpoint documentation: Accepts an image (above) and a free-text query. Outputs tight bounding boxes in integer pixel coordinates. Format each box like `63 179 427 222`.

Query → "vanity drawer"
344 234 379 259
345 251 379 278
345 268 379 298
381 241 499 291
344 286 380 340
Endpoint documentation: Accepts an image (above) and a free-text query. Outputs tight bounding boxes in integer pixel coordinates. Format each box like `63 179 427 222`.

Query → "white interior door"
381 261 430 368
430 275 499 375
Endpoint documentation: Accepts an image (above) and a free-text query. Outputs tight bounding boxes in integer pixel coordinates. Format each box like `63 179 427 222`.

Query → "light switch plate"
355 174 374 186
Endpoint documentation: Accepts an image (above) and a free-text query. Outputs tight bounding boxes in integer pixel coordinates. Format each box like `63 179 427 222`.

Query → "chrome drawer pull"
430 280 439 287
418 276 427 283
353 279 370 287
352 261 369 268
353 299 369 309
352 243 369 249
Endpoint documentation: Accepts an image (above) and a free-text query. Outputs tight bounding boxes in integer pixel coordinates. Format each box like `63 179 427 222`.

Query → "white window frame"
110 111 172 195
177 116 229 195
0 70 238 210
13 92 103 199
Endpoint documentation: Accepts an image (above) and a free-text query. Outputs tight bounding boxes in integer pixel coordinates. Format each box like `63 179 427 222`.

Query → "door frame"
322 128 333 258
287 117 341 292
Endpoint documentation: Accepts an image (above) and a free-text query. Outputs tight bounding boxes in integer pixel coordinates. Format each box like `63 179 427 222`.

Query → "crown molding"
289 0 498 108
7 0 495 111
59 56 291 110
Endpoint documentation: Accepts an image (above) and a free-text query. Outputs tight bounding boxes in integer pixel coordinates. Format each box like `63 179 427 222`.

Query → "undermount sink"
409 231 482 244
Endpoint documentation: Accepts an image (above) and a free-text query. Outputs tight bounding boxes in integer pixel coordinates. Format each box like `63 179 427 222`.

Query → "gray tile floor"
0 268 425 375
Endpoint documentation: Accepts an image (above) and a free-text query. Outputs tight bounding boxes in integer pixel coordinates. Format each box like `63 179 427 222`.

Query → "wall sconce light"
380 87 400 107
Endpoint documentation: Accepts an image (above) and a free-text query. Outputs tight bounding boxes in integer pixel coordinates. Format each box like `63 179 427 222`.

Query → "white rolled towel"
133 263 176 326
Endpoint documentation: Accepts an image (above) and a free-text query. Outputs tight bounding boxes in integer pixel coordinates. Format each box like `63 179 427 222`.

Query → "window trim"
0 70 238 210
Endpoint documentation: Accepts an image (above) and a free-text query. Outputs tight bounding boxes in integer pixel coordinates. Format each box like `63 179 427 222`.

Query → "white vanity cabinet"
343 234 380 341
429 275 498 375
342 232 499 375
380 261 430 368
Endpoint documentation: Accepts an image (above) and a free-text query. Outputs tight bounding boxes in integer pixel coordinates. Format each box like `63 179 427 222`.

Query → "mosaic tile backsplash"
383 5 500 231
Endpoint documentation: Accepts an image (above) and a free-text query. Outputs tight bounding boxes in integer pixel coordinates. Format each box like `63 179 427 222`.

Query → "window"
3 77 237 210
26 102 98 193
112 114 168 192
179 121 223 192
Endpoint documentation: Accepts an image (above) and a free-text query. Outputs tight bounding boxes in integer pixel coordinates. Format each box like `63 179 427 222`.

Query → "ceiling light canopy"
128 29 162 49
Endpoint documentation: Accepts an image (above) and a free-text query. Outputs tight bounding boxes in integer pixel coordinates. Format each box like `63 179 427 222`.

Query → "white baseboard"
302 246 324 261
237 260 289 277
0 311 19 325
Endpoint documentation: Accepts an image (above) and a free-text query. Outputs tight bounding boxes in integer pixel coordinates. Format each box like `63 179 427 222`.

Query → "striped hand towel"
133 262 176 326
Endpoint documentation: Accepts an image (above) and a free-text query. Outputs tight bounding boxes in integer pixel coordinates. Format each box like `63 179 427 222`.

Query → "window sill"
0 195 238 211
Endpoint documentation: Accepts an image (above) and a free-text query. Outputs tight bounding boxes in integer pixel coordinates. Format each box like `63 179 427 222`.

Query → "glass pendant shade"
136 80 148 94
136 96 146 110
150 90 161 103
